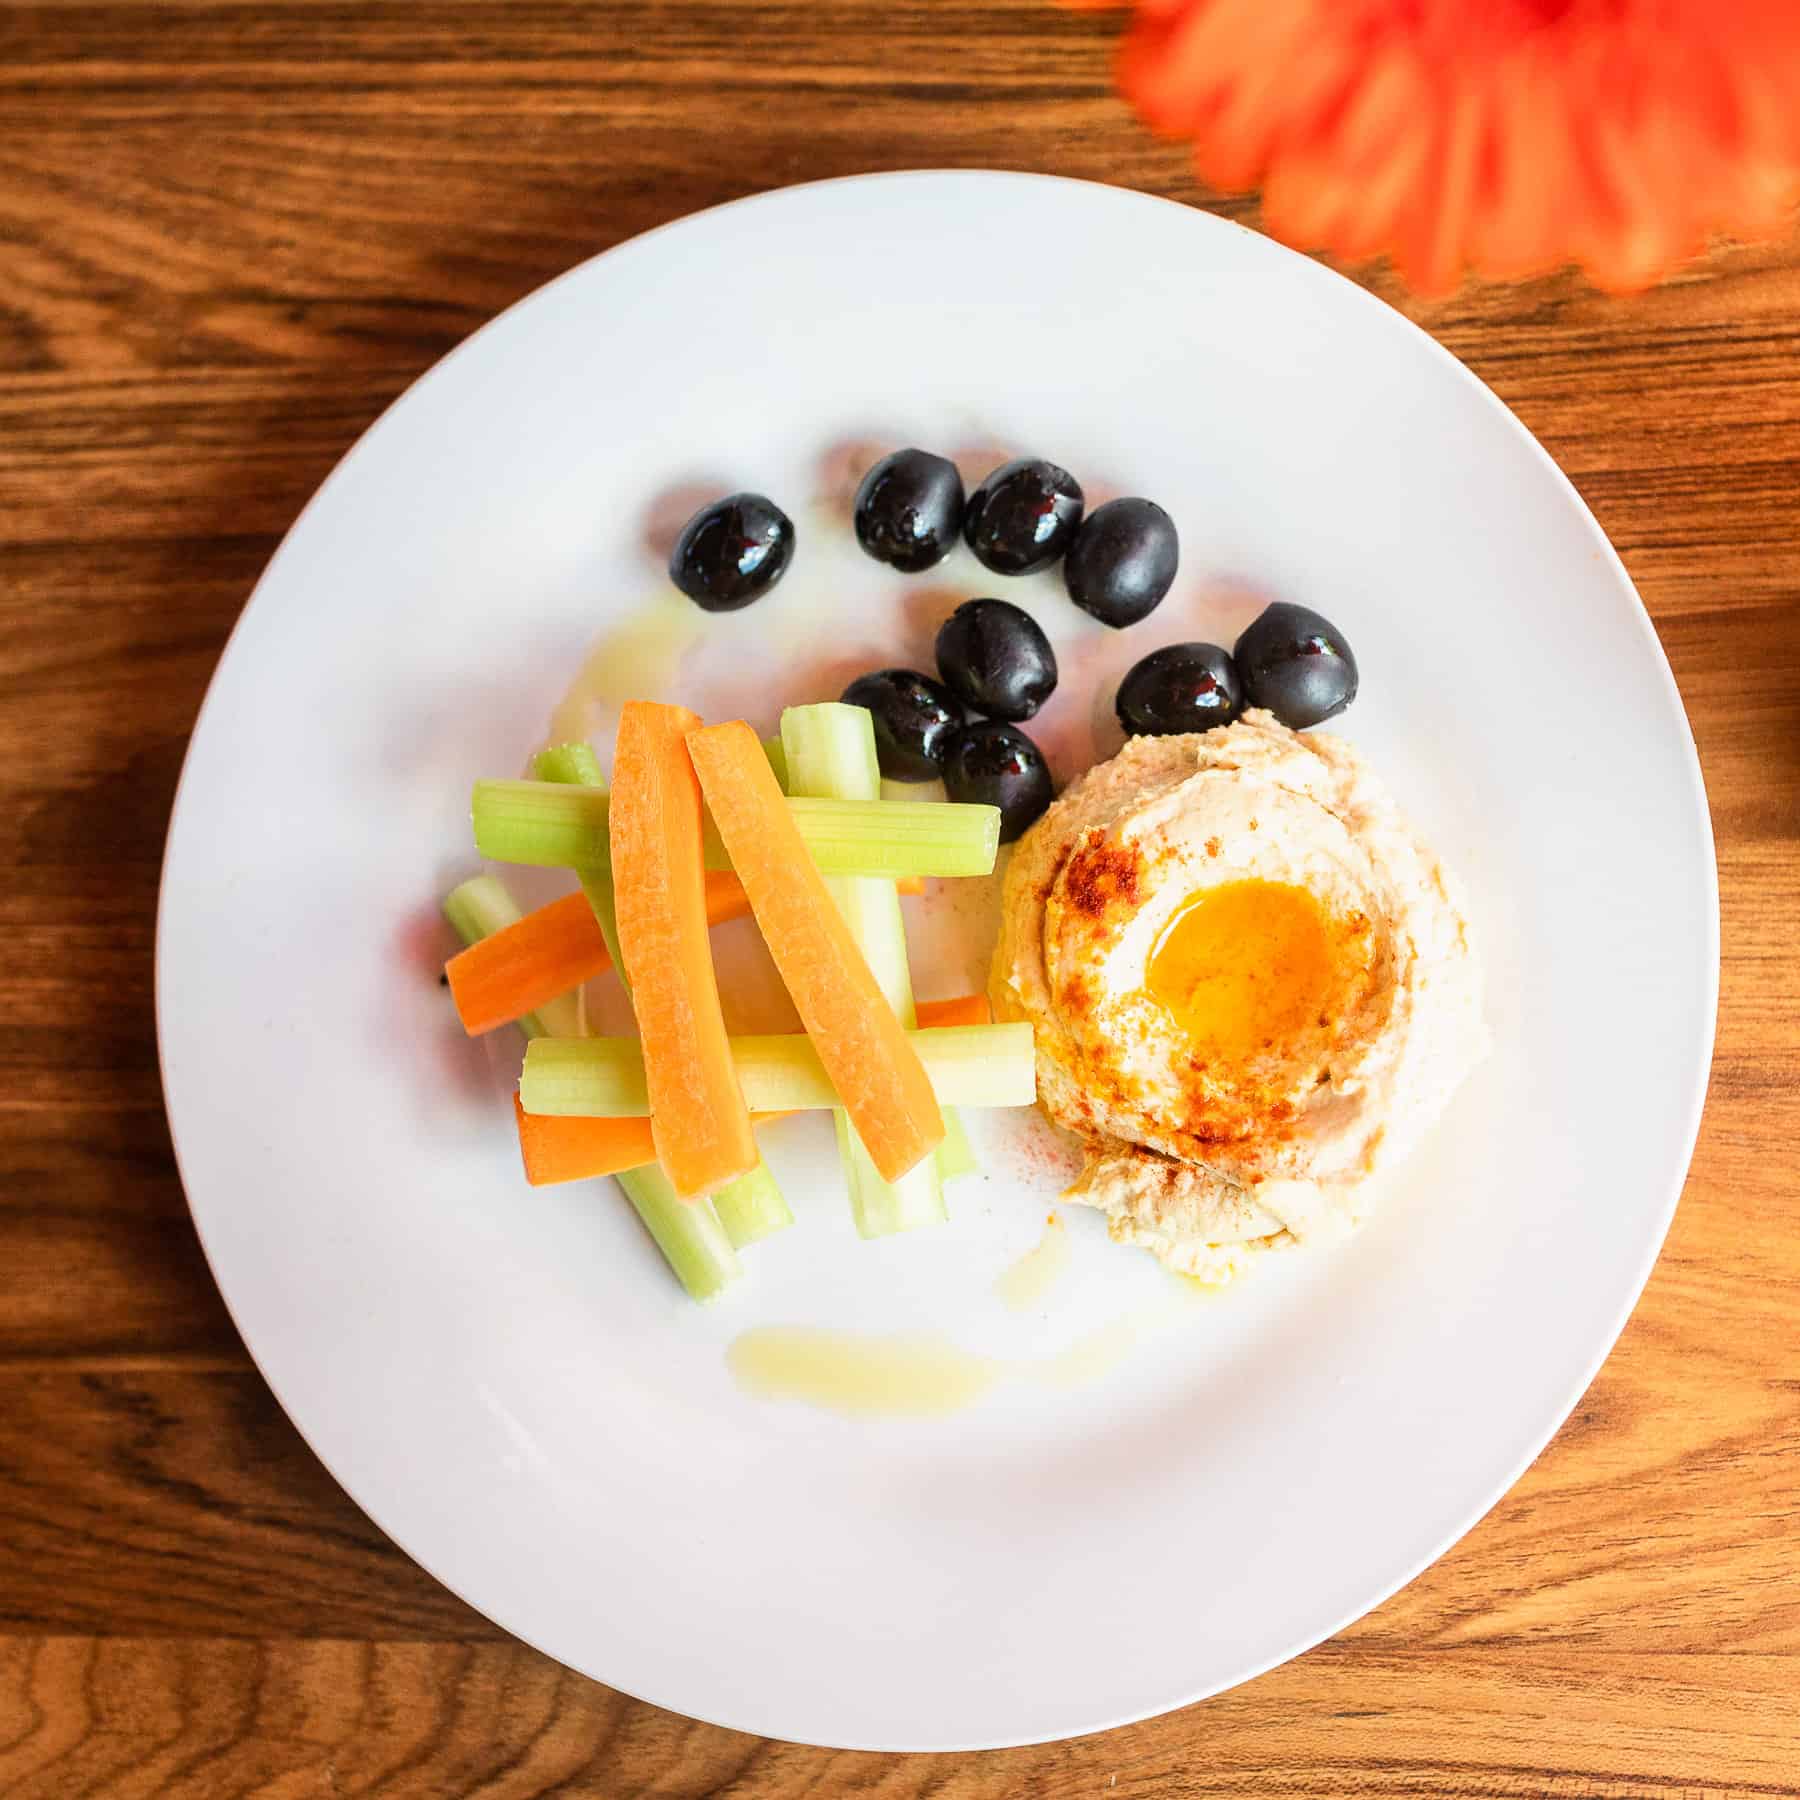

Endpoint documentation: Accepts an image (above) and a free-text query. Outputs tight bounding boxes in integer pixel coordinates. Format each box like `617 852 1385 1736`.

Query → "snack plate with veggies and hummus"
157 173 1717 1750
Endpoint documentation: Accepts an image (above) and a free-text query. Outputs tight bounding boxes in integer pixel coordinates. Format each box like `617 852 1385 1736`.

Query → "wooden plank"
0 1372 490 1638
0 1638 1795 1797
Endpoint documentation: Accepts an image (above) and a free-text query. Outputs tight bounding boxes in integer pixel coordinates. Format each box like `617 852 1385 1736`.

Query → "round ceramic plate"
157 171 1717 1751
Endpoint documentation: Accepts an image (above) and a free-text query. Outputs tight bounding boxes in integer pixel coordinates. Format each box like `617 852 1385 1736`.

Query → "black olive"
669 493 794 611
1063 497 1179 628
962 459 1084 576
935 598 1058 722
1233 602 1358 728
839 669 967 781
941 721 1054 843
1115 642 1243 737
853 449 965 573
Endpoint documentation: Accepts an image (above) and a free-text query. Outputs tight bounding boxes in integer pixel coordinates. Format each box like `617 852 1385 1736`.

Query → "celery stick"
530 749 631 983
442 872 522 950
711 1160 793 1246
729 796 999 879
473 780 612 868
478 779 998 879
533 750 793 1251
786 711 982 1187
526 1035 649 1113
521 1024 1038 1118
441 874 582 1040
797 1024 1031 1107
567 868 622 994
783 703 945 1238
761 734 789 793
532 742 604 786
935 1106 980 1182
616 1163 741 1303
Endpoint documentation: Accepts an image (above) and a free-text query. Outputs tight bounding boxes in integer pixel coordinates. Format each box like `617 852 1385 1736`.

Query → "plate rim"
154 167 1722 1750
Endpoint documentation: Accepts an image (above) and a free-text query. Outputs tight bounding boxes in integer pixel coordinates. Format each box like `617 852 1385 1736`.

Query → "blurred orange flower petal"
1105 0 1800 291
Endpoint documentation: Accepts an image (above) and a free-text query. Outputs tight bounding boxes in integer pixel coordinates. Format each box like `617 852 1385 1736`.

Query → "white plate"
157 171 1717 1751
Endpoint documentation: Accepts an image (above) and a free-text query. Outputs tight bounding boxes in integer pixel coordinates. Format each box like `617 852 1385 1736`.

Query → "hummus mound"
989 710 1487 1281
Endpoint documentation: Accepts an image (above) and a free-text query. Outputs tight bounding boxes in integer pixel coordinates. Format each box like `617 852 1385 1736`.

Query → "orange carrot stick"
913 993 991 1030
611 703 757 1198
515 1094 658 1185
446 891 609 1036
514 1095 794 1187
446 868 768 1037
686 719 945 1183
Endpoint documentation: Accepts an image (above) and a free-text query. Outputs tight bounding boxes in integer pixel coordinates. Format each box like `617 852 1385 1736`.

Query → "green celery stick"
574 869 627 992
713 796 998 878
935 1106 980 1182
761 734 789 793
533 746 793 1251
476 780 998 879
787 706 981 1190
442 874 582 1040
520 1024 1037 1119
443 872 519 946
531 748 631 986
533 742 605 786
473 780 612 867
711 1160 793 1247
783 702 945 1238
616 1163 741 1304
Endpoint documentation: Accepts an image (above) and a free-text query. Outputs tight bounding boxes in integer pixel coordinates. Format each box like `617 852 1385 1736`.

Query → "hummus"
989 710 1487 1281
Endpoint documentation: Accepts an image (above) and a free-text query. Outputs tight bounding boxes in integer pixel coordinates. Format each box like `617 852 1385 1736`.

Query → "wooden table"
4 4 1797 1793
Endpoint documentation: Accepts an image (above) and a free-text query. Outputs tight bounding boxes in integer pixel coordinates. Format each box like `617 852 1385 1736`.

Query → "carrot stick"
914 993 991 1030
514 1095 797 1187
515 1094 657 1185
446 891 608 1037
611 702 757 1198
686 719 945 1183
445 868 771 1037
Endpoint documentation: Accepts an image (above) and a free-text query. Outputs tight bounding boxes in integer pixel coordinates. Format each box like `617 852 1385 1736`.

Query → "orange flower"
1105 0 1800 292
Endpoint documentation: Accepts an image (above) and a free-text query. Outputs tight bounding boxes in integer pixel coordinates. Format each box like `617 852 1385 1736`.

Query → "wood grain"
3 0 1799 1792
2 1640 1796 1799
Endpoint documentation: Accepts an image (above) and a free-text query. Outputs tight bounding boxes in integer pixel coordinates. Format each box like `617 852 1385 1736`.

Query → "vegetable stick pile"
442 701 1036 1300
